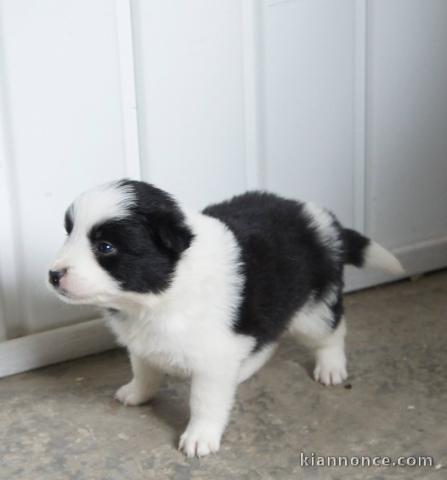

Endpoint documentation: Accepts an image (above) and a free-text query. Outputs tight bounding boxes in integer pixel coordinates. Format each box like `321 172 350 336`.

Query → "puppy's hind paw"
314 363 348 386
314 348 348 386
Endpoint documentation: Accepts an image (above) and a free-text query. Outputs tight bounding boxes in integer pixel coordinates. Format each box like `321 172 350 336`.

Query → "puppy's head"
48 180 193 306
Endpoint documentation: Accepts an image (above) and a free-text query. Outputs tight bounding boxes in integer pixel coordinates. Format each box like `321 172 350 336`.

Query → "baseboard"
0 317 117 378
345 235 447 292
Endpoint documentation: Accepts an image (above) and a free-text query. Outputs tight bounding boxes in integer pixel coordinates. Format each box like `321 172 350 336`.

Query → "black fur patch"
89 180 193 294
342 228 370 267
203 192 346 349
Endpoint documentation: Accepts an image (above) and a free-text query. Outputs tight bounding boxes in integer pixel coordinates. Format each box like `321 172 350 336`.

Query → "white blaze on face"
49 181 135 305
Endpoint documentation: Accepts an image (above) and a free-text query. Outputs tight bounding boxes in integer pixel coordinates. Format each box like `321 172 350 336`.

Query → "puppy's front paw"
114 381 154 406
179 424 222 457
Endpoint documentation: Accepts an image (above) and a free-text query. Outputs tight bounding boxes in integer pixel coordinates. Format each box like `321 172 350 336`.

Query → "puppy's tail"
342 228 404 275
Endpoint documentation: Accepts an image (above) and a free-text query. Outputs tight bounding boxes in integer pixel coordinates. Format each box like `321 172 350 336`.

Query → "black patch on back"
89 180 193 294
203 192 345 350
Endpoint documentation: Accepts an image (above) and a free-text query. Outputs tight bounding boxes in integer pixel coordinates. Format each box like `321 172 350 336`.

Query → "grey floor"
1 271 446 480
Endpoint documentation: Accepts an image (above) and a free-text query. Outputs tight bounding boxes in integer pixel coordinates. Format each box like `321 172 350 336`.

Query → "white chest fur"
105 212 254 376
108 310 193 375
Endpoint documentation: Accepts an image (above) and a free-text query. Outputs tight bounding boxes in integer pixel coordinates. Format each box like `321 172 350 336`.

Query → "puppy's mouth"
56 287 73 299
46 275 89 304
52 286 90 305
53 285 116 307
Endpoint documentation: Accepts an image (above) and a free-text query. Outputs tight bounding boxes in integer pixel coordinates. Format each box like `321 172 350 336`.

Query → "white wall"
0 0 446 374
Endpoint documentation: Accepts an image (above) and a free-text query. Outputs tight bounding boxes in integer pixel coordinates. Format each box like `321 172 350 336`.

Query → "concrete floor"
1 271 446 480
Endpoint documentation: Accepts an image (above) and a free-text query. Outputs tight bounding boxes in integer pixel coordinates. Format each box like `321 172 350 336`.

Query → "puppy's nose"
48 269 67 287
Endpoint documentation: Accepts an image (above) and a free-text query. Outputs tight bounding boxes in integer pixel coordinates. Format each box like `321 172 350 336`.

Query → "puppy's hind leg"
290 299 348 386
312 318 347 386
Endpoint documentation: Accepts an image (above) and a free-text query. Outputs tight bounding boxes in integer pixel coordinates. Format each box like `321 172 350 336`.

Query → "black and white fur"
49 180 404 457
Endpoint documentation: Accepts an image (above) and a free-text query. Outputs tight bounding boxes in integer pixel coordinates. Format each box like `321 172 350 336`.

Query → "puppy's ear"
149 209 194 256
122 179 194 256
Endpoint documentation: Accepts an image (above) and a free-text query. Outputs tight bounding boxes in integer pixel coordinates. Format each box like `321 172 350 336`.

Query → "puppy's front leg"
179 364 239 457
115 351 163 406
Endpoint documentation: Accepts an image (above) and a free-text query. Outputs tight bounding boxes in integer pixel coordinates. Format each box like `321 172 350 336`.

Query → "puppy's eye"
95 241 116 255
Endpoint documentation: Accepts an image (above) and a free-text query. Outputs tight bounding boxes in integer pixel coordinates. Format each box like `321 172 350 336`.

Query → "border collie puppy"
49 180 403 457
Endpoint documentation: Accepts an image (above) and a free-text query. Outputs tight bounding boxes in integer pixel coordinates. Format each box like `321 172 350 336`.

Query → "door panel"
366 0 447 248
0 0 128 337
262 0 356 227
